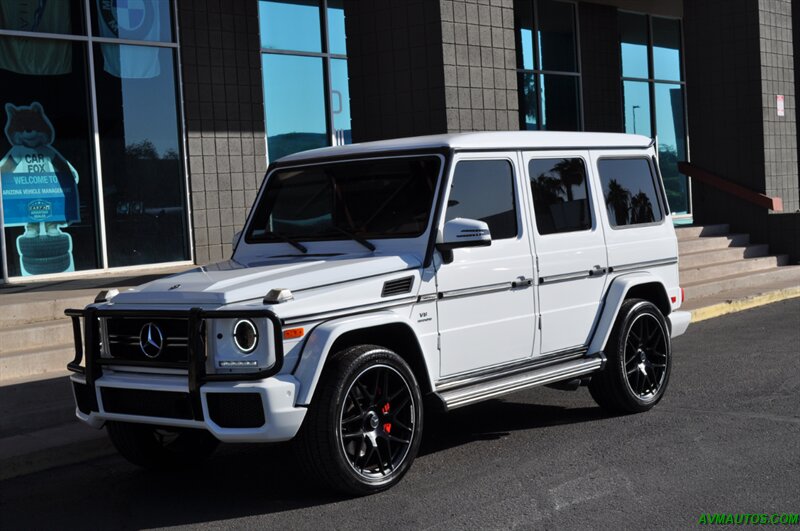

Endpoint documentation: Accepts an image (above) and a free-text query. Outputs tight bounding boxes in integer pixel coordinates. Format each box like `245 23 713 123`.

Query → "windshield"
245 155 442 244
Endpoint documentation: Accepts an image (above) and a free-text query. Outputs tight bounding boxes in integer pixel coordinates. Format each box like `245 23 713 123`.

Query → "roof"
276 131 654 163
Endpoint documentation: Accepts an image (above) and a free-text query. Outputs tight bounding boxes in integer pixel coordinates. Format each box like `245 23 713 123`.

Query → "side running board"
436 355 604 411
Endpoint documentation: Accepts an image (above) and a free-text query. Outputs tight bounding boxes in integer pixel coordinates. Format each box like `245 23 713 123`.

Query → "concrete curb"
690 286 800 323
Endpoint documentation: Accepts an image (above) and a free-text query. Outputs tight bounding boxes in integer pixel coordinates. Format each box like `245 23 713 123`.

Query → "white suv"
67 132 690 494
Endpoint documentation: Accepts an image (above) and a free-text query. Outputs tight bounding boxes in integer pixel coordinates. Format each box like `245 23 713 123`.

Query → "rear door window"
529 157 592 235
597 158 663 227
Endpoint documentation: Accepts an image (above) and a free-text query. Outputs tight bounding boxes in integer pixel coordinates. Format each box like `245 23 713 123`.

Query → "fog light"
233 319 258 353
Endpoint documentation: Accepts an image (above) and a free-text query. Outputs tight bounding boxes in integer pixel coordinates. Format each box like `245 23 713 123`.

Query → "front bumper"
65 306 306 442
70 371 307 442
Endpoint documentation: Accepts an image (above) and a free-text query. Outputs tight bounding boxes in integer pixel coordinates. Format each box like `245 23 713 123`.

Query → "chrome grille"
103 317 190 363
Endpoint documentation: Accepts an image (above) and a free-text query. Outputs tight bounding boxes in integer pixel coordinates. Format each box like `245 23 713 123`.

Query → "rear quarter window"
597 158 663 227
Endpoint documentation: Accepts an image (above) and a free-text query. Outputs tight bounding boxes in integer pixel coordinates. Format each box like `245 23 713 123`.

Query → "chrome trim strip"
539 270 591 284
417 293 438 303
282 296 418 326
436 347 588 392
610 257 678 273
438 282 513 300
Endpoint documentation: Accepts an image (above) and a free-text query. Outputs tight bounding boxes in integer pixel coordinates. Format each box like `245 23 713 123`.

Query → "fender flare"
293 311 431 405
587 272 669 356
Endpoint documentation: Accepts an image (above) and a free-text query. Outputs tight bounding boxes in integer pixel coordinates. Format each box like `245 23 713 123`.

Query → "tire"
17 234 70 257
589 298 672 414
106 422 219 469
295 344 424 495
22 253 71 275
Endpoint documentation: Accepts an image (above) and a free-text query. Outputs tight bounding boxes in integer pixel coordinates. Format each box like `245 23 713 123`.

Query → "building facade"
0 0 797 282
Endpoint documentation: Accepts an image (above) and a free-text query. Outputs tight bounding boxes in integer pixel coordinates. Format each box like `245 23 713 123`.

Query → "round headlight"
233 319 258 353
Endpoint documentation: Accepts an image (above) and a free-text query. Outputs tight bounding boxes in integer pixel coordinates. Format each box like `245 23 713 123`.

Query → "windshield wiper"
331 225 376 252
263 230 308 253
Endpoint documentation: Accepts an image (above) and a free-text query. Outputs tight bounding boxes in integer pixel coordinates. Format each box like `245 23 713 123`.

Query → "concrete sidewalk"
1 278 798 482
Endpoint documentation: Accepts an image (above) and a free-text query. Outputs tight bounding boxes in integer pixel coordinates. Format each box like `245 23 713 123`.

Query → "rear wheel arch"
624 282 671 317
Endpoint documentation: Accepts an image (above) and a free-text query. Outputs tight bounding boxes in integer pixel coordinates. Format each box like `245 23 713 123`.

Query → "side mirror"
232 230 242 249
436 218 491 263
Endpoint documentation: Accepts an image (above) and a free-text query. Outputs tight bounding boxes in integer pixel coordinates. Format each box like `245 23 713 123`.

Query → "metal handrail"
678 161 783 212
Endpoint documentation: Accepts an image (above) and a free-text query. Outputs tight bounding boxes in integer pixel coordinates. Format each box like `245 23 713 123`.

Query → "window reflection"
330 58 352 145
529 158 591 235
0 0 84 35
541 74 580 131
620 12 648 79
655 83 688 213
262 54 327 161
327 0 346 55
94 44 189 267
92 0 173 42
259 0 322 53
537 0 577 73
623 80 651 137
0 37 100 276
518 73 538 130
514 0 535 70
652 17 681 81
598 159 663 227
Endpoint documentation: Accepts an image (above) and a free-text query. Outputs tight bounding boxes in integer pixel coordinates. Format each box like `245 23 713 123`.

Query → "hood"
111 253 421 305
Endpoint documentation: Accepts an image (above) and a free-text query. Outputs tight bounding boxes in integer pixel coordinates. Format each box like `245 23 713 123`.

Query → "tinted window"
529 158 591 235
597 159 663 227
446 160 517 240
247 156 441 243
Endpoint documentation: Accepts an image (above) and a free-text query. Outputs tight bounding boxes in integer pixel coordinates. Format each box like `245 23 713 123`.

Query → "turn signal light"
283 327 305 340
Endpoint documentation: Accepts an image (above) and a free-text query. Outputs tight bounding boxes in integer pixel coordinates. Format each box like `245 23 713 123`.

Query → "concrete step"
0 343 74 383
0 320 73 354
683 265 800 301
678 233 750 254
0 293 92 329
680 255 788 285
675 224 730 240
679 244 770 269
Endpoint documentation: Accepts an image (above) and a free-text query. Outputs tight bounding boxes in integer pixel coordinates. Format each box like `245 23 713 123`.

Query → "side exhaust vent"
382 277 414 297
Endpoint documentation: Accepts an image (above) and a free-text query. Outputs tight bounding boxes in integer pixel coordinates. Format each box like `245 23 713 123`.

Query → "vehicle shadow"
1 396 611 529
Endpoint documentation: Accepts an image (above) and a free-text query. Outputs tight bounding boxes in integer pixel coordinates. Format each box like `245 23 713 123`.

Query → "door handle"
511 277 534 288
589 265 608 277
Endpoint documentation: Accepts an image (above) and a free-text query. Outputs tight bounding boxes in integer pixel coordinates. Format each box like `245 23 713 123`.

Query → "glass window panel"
92 0 174 42
259 0 322 53
330 58 351 145
540 74 580 131
327 0 346 55
537 0 577 73
262 54 327 161
622 80 651 137
247 157 441 242
0 0 85 35
518 72 538 130
652 17 682 81
655 83 688 214
620 12 648 79
93 44 189 267
446 160 518 240
1 38 100 277
529 158 591 235
514 0 535 70
597 158 663 227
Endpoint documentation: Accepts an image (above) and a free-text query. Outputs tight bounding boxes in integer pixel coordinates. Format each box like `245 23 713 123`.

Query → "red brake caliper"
382 402 391 433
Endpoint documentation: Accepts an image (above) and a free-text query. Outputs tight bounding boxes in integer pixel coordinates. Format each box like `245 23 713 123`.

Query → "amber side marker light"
283 328 305 340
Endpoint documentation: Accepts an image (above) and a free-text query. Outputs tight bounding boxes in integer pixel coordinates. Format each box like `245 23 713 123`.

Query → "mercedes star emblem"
139 322 165 358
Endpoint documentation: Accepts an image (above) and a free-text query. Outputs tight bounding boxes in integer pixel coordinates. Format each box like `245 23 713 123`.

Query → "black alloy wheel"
589 298 672 414
295 345 424 495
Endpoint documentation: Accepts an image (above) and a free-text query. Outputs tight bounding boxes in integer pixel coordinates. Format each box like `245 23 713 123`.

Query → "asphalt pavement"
1 299 798 530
